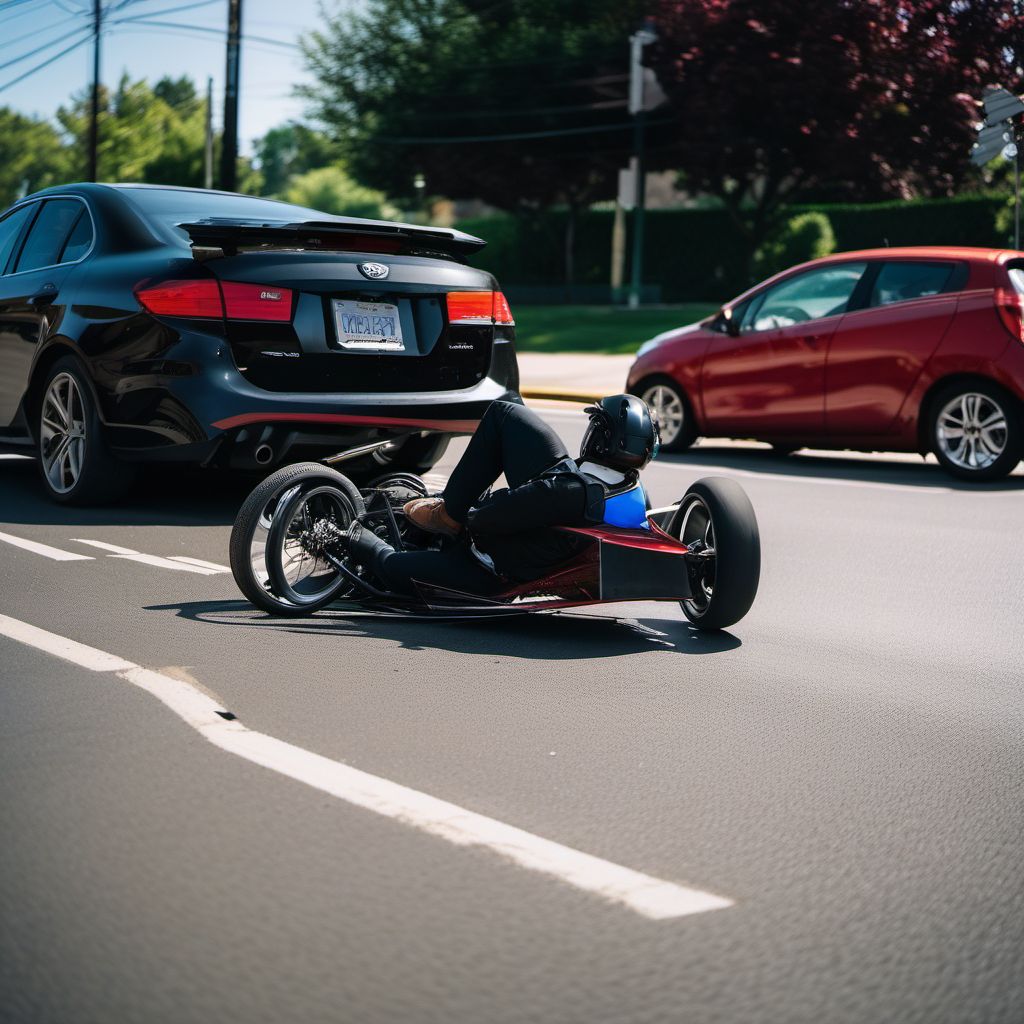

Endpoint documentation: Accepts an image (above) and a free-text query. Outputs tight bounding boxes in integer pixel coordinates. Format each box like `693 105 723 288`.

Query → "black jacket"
465 461 605 582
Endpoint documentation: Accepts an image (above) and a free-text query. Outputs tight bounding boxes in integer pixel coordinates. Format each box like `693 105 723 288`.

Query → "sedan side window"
15 199 84 274
750 263 867 331
0 204 34 275
870 261 954 307
59 209 94 263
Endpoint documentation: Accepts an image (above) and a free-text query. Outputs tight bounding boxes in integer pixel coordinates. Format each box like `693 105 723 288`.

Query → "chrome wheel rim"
677 496 715 618
40 373 86 494
642 384 684 446
936 392 1007 471
275 485 355 604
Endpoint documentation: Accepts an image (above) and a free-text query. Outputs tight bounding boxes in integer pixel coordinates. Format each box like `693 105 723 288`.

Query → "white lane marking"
0 613 731 921
167 556 230 572
71 539 222 575
0 530 94 562
0 613 132 671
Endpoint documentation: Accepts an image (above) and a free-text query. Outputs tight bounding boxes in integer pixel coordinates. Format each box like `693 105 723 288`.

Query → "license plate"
333 299 404 351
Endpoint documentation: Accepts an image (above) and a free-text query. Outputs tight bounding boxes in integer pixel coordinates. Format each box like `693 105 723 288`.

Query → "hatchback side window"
0 204 34 275
750 263 867 331
870 261 954 307
15 200 84 273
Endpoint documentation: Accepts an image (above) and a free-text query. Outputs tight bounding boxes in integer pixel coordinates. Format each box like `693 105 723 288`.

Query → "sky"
0 0 352 153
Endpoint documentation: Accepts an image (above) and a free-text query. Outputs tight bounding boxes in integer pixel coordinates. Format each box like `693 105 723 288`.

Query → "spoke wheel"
636 379 695 451
929 382 1022 482
230 462 365 616
936 392 1007 470
267 484 360 609
39 372 86 495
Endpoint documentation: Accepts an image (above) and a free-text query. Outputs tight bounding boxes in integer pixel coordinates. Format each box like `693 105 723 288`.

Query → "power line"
6 14 90 52
373 119 671 145
108 16 299 49
0 24 96 74
0 32 92 94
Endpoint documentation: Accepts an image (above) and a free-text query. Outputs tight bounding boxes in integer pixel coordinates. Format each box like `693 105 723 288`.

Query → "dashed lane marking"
0 530 94 562
167 556 230 572
0 611 732 922
71 539 223 575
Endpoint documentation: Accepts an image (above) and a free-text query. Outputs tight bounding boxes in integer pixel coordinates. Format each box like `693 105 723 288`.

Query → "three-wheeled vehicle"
229 439 761 629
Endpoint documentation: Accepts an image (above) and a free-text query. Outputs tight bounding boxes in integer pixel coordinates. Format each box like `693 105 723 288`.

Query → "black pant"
373 543 502 597
442 400 569 521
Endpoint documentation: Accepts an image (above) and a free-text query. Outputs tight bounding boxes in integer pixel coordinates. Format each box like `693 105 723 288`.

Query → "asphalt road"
2 405 1023 1024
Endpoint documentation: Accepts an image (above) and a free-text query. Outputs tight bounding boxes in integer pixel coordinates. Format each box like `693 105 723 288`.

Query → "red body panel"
627 247 1024 453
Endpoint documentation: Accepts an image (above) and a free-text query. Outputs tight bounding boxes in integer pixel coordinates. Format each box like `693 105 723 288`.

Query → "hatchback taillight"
446 290 515 326
136 279 294 322
995 285 1024 344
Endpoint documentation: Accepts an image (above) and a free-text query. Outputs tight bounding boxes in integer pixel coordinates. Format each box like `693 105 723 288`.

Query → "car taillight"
136 279 294 322
221 281 294 322
995 286 1024 343
446 290 515 326
135 279 223 318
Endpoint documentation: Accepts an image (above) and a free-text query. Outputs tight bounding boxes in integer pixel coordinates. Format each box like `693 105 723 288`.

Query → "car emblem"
358 262 390 280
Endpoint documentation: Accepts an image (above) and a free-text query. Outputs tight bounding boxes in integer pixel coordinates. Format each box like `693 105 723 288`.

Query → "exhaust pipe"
254 443 274 466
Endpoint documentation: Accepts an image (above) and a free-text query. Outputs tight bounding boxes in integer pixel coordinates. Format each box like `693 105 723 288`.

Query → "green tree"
253 123 340 196
0 109 72 206
300 0 649 283
57 74 208 186
282 166 396 219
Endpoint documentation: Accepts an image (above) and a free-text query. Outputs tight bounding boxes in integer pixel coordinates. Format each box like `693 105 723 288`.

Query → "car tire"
668 477 760 630
36 355 133 505
928 380 1022 482
633 377 697 452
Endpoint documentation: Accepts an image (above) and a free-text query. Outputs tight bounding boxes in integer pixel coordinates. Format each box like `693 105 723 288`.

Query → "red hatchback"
627 247 1024 481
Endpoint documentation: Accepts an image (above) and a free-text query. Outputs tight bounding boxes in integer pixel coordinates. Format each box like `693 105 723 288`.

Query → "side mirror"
723 307 741 337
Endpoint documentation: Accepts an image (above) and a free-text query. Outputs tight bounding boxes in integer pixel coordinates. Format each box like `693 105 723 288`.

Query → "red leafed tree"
647 0 1024 267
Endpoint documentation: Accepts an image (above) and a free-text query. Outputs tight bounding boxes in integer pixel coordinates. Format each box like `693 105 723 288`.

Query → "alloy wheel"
642 384 684 446
40 372 86 495
935 392 1008 471
677 495 716 618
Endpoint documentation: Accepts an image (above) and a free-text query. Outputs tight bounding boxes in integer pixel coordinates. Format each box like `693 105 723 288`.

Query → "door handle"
800 333 824 348
29 285 58 307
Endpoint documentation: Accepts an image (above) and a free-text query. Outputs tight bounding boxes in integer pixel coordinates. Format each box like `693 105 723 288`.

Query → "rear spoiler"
178 217 486 260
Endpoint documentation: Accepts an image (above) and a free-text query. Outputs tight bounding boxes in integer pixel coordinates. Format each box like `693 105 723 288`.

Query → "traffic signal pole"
220 0 242 192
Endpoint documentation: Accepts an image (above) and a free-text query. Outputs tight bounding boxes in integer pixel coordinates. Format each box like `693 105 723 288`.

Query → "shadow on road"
0 456 259 527
148 598 741 659
661 444 1024 491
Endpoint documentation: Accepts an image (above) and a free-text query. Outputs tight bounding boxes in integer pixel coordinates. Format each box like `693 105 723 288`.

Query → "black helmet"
580 394 659 472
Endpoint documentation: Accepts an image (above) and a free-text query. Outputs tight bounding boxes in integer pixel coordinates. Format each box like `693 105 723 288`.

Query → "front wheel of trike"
669 477 761 630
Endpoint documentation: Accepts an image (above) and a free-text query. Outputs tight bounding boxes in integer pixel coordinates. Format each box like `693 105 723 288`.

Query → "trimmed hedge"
458 195 1008 303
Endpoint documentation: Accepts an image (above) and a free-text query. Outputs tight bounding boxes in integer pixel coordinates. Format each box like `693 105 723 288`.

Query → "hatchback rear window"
870 261 954 307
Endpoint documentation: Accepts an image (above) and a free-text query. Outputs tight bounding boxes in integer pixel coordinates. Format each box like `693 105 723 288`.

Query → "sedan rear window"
870 261 954 307
120 187 324 243
16 199 85 273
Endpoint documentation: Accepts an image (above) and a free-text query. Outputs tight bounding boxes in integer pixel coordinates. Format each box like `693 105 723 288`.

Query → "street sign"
983 87 1024 123
972 122 1015 165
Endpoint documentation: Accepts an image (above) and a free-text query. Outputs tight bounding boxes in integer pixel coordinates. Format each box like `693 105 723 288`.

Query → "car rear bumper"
103 337 519 466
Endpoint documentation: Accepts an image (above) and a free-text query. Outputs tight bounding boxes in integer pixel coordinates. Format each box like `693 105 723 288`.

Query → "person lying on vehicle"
344 395 659 595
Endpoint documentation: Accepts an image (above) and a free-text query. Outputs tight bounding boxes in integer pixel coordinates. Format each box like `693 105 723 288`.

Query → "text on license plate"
333 299 404 351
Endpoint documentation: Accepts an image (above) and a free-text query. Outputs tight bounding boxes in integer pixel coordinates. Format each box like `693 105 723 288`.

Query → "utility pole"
88 0 102 182
627 21 658 309
220 0 242 192
204 76 214 190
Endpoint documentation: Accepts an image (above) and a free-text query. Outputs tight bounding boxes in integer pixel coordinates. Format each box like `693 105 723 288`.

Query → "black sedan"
0 184 519 502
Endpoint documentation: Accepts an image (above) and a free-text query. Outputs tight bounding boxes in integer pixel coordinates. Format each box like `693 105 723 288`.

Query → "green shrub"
753 212 835 279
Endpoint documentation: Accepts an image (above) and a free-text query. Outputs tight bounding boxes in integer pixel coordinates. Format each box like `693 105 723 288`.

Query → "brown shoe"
402 497 462 537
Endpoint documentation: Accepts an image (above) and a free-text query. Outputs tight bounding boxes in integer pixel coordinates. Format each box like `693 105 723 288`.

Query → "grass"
512 303 720 354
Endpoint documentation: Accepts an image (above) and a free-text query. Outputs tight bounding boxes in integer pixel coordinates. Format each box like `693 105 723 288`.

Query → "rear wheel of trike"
265 475 365 613
668 477 760 630
229 462 364 615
